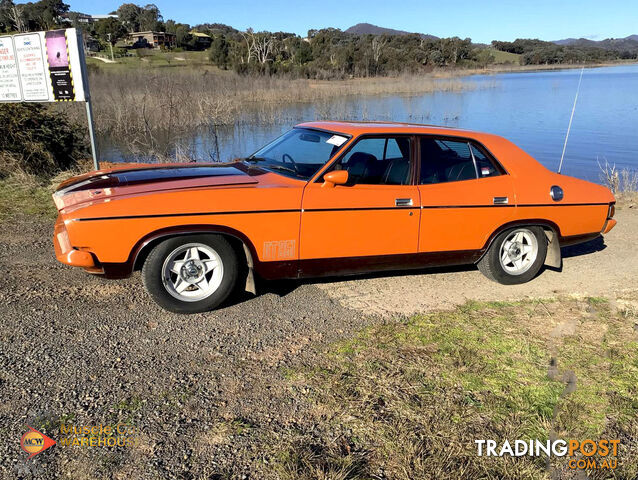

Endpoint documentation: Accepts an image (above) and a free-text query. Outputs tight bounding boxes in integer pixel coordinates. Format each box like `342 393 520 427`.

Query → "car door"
417 136 516 253
300 135 420 270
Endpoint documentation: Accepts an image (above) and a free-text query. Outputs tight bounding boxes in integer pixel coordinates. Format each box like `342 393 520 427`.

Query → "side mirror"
322 170 349 188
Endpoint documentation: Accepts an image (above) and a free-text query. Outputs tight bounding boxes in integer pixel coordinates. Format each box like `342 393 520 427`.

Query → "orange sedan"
53 122 617 313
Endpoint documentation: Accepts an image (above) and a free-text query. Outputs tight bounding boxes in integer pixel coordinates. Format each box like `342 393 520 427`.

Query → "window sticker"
326 135 347 147
481 167 491 176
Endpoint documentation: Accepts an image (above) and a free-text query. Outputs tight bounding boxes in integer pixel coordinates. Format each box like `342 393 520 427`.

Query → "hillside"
553 34 638 52
345 22 438 40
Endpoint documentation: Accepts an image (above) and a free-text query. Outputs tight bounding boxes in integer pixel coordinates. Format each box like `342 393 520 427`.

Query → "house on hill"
127 31 177 49
191 31 212 49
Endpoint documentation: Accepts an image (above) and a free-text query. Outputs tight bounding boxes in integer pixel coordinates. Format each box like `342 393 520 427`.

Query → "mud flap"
544 229 562 270
243 243 257 295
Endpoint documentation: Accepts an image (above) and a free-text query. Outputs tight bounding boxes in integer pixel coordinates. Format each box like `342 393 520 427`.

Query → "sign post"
75 30 99 170
0 28 99 170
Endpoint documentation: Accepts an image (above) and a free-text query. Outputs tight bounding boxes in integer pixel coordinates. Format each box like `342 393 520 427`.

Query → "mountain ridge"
344 22 438 40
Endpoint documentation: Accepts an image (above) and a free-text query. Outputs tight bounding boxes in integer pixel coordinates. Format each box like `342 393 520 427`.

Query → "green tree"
116 3 142 32
0 0 16 32
139 3 162 31
174 24 192 48
93 16 127 45
209 34 229 69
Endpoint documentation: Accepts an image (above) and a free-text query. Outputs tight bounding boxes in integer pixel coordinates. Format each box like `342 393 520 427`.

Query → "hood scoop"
53 165 258 212
57 165 255 194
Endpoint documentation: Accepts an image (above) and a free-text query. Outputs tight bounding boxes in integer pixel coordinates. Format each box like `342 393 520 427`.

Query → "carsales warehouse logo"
20 426 56 459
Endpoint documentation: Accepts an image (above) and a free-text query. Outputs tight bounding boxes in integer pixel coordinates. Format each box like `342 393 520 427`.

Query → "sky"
38 0 638 43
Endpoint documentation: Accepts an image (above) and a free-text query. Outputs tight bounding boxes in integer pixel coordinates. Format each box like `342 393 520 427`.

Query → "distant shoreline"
437 60 638 79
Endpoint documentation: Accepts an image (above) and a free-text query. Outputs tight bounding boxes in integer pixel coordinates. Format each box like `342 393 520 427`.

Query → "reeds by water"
85 69 478 153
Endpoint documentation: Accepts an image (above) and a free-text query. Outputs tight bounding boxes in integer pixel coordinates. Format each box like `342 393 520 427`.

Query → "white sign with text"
0 36 21 101
0 28 86 103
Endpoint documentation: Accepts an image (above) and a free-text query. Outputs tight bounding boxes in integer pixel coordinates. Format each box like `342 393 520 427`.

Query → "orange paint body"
52 122 616 280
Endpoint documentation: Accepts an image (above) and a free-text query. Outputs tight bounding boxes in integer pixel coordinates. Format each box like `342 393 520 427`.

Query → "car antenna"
557 66 585 174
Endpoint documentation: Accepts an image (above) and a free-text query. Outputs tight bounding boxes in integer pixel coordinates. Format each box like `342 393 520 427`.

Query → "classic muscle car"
53 122 617 313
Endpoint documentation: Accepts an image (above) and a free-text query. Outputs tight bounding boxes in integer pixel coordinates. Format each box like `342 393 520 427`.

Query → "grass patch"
488 48 522 64
0 176 57 221
265 297 638 479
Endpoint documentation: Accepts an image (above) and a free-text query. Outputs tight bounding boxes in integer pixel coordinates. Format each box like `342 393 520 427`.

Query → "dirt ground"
0 204 635 479
317 204 638 316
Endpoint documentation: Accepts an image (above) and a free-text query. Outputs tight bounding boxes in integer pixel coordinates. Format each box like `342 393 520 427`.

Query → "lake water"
102 64 638 183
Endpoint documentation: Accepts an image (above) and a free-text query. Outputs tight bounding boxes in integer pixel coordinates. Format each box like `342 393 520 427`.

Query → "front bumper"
53 216 98 269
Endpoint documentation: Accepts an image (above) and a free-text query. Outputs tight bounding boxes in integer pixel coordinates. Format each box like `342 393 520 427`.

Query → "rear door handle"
493 196 509 205
395 198 413 207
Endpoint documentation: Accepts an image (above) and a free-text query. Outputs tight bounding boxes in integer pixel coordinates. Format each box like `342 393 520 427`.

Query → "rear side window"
419 137 502 184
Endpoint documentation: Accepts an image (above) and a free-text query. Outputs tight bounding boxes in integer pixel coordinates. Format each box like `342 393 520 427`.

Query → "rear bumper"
603 218 617 234
53 216 99 269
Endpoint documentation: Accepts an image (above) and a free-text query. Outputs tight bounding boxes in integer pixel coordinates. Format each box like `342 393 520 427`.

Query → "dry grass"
0 171 58 221
83 69 479 154
0 158 94 222
260 297 638 479
598 158 638 194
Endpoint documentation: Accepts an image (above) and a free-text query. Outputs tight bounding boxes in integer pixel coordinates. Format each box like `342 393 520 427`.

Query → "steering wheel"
282 153 299 172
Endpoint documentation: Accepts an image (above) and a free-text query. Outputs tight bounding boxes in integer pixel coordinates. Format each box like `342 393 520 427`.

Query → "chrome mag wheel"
161 243 224 302
498 228 539 276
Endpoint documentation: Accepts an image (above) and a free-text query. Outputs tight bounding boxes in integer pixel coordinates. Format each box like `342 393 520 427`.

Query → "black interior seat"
346 152 376 183
383 158 410 185
445 161 476 181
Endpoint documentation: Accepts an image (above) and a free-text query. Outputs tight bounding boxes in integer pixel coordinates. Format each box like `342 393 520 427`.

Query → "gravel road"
0 204 635 478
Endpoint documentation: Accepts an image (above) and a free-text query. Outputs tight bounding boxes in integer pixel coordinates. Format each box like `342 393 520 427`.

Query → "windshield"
247 128 349 180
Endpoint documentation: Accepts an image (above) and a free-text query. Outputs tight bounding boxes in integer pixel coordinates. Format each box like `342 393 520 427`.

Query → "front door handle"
493 196 509 205
395 198 413 207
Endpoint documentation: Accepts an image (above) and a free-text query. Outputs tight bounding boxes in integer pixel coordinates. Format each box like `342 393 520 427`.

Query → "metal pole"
76 29 99 170
85 99 99 170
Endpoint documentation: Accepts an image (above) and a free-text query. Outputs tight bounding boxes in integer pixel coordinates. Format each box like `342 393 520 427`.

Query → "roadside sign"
1 28 86 103
0 28 98 168
14 33 49 101
0 36 21 101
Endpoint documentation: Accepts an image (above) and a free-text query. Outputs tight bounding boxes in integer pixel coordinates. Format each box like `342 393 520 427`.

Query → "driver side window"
335 137 412 185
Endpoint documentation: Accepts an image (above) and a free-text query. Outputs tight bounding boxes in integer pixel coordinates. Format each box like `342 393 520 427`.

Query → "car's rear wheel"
142 234 238 313
477 226 547 285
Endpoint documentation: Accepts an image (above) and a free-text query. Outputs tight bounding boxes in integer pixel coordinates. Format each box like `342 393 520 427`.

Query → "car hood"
53 163 259 212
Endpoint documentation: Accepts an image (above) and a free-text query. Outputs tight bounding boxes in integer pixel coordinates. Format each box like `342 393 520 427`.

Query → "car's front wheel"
477 226 547 285
142 234 238 313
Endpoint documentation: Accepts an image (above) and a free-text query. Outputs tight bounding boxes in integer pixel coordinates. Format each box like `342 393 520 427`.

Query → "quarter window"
335 137 412 185
471 144 501 178
419 137 502 184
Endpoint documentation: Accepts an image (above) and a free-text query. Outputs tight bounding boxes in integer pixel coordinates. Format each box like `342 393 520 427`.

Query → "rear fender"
478 219 562 266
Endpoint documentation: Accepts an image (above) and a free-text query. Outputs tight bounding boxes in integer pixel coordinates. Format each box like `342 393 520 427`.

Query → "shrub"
0 103 88 178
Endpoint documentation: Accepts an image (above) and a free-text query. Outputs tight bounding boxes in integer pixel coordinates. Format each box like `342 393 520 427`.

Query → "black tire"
477 226 547 285
142 234 238 314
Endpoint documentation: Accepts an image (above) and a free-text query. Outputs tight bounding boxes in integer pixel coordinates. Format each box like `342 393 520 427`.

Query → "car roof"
296 121 499 141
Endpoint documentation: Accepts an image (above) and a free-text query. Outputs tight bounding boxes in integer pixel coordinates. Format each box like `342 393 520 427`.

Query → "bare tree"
239 29 255 64
253 33 275 64
8 4 25 32
371 36 388 75
240 29 275 65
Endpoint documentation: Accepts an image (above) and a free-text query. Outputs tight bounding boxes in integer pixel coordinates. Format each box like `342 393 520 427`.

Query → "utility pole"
106 33 114 62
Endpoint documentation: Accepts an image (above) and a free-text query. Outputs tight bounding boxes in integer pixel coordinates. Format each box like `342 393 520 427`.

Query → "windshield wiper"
264 165 299 175
245 156 268 163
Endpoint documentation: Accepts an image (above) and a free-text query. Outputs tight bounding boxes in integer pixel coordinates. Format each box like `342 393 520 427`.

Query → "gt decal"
263 240 295 260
